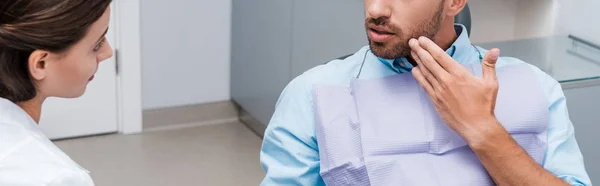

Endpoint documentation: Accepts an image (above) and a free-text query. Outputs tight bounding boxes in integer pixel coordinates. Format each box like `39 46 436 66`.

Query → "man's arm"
260 76 325 186
468 121 569 186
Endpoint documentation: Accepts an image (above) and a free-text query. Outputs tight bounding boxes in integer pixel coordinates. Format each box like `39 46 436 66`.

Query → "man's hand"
408 36 501 145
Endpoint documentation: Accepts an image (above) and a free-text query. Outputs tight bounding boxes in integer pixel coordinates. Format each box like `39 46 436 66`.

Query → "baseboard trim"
235 102 267 138
143 101 239 131
143 118 240 133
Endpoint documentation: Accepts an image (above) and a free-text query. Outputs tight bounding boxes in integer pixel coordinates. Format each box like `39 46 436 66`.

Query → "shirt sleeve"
260 75 325 186
534 67 592 186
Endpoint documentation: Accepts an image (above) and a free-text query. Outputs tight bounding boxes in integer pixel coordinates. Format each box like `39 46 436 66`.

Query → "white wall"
514 0 556 40
555 0 600 44
469 0 558 44
140 0 232 110
469 0 519 43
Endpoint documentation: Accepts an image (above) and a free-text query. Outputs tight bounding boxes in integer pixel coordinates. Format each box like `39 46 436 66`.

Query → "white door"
39 4 119 140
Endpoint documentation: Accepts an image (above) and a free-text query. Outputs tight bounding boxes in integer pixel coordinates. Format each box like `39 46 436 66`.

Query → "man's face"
364 0 445 59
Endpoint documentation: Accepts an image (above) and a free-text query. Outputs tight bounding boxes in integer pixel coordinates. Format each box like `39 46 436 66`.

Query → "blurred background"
39 0 599 185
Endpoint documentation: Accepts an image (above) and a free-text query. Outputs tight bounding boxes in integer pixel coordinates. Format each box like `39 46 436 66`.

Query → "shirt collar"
376 24 473 73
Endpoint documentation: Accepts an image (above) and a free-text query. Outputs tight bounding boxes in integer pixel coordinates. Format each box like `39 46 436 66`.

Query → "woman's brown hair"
0 0 112 102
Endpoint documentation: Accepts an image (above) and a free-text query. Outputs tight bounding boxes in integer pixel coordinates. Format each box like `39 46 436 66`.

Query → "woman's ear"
28 50 50 81
446 0 468 17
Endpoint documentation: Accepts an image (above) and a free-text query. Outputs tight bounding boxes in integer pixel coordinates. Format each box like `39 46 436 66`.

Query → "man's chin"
369 43 409 60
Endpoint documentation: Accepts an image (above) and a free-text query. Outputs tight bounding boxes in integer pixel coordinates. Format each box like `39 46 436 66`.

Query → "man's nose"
366 0 392 20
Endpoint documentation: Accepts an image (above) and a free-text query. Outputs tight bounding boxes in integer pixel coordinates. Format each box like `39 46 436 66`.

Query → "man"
260 0 591 185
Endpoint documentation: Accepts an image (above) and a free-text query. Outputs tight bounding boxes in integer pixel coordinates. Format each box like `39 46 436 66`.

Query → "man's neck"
17 95 46 124
434 23 459 51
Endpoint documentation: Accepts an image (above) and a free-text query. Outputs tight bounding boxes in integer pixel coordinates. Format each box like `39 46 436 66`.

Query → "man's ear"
446 0 468 17
28 50 50 81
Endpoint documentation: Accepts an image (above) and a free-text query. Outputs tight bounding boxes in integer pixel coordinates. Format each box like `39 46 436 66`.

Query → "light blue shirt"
260 25 591 186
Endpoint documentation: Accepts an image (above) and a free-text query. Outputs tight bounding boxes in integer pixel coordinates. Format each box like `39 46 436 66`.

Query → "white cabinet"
564 86 600 184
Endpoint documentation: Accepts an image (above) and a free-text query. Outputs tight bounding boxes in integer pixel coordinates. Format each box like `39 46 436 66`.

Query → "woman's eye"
94 38 106 52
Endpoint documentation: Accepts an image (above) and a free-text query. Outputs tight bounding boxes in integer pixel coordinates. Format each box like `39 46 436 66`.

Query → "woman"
0 0 112 185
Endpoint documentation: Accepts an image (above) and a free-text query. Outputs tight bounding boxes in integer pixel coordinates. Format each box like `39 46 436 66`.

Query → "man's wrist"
464 119 512 151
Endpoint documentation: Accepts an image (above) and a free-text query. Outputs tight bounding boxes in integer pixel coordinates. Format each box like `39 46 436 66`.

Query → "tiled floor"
55 122 265 186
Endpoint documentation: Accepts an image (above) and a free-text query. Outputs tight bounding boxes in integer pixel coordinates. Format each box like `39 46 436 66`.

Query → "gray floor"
55 122 265 186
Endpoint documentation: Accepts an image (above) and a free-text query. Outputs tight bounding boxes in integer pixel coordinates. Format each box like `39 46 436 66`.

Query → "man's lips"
367 24 396 43
368 28 395 43
368 25 395 35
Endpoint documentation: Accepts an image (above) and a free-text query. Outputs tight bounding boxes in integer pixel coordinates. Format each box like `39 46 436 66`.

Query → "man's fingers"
418 36 468 75
409 38 449 81
482 48 500 82
412 67 436 99
411 51 440 88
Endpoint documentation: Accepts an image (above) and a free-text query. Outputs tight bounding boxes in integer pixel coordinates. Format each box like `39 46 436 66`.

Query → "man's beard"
367 3 444 59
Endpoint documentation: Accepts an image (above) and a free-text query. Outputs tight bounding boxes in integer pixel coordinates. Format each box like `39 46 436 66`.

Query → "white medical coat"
0 98 94 186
